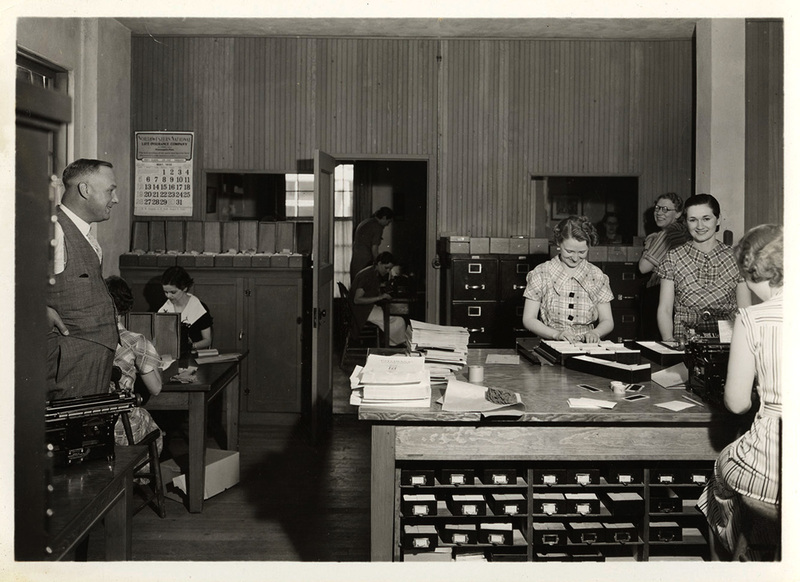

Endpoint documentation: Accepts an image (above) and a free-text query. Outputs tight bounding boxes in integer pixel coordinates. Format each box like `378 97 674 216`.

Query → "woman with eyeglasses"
637 193 692 339
656 194 750 344
522 215 614 343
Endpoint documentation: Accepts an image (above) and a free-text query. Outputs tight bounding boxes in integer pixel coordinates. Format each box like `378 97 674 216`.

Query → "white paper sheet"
485 354 520 365
567 397 617 409
655 400 696 411
651 362 689 388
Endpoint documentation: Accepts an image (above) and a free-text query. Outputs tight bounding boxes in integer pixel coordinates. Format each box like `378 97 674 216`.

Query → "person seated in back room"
105 276 164 455
158 266 213 356
522 215 614 343
349 251 407 347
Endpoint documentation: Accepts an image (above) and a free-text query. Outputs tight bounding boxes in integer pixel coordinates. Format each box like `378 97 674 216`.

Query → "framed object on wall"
552 195 580 219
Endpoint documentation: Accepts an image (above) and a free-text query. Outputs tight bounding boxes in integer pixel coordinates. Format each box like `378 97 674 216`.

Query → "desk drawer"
450 302 498 345
451 259 498 300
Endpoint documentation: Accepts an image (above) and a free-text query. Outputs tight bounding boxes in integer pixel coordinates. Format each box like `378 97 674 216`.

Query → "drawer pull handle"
658 475 674 484
412 504 429 516
412 537 430 549
452 533 468 544
461 504 478 516
503 504 519 515
576 503 591 515
582 533 598 544
512 284 524 290
691 474 707 485
575 473 591 485
542 533 559 545
622 272 636 280
542 502 557 515
614 532 632 543
468 327 485 333
488 534 505 545
468 263 483 273
464 284 486 290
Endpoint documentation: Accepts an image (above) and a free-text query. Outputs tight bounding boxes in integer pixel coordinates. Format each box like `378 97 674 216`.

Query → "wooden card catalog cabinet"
124 312 181 361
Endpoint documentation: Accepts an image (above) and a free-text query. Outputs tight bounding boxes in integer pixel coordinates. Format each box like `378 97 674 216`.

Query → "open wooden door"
310 150 336 440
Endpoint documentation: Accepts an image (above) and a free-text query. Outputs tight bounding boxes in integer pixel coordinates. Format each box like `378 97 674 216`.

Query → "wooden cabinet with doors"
119 265 310 422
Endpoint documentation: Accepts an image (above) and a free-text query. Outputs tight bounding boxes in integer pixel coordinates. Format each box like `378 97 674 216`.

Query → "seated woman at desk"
697 224 782 560
349 251 407 347
158 266 213 355
522 215 614 343
656 193 750 344
106 276 163 453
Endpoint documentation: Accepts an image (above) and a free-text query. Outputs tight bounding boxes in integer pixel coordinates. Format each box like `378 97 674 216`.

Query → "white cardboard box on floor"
164 448 240 500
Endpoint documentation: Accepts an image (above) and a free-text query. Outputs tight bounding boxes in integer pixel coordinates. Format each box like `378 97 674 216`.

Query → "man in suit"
46 159 120 399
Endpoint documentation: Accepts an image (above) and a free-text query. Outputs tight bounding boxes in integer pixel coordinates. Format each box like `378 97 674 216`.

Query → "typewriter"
45 392 137 468
682 309 733 407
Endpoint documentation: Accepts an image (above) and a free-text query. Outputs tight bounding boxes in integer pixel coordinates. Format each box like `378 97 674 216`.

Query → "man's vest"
47 206 118 350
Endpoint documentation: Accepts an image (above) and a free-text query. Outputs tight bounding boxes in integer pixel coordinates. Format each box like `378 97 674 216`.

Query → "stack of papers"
194 352 241 365
406 320 469 377
567 398 617 409
350 354 432 408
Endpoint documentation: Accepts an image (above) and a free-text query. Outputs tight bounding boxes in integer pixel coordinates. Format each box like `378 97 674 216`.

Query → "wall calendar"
134 131 194 216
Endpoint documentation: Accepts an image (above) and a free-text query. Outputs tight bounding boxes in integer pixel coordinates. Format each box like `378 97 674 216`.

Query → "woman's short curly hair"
105 275 134 316
734 224 783 287
161 266 194 290
553 215 599 247
655 192 685 214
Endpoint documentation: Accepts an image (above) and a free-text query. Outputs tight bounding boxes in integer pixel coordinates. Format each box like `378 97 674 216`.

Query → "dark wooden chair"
112 367 167 518
337 281 381 369
732 496 780 561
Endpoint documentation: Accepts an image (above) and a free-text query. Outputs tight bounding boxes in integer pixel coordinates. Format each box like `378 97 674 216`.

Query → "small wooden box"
288 254 305 269
438 468 475 486
441 523 477 545
532 492 566 515
232 254 252 268
276 221 295 253
528 238 549 255
251 254 272 268
626 245 644 262
603 522 637 544
165 221 185 252
604 492 644 516
533 468 567 486
131 221 149 252
532 522 567 546
195 254 215 267
401 469 435 487
489 493 527 516
448 494 486 517
566 468 600 486
490 237 510 254
137 254 159 267
258 222 277 254
176 254 197 268
402 524 438 550
118 253 140 267
445 235 470 254
567 522 607 545
478 522 514 545
469 237 490 254
157 254 176 267
269 254 289 268
185 221 204 252
148 220 166 252
213 254 233 267
508 237 528 254
564 493 600 515
221 222 239 252
587 246 608 262
481 468 516 486
606 246 627 262
203 222 221 254
238 221 258 252
604 465 643 485
649 521 682 542
402 494 437 517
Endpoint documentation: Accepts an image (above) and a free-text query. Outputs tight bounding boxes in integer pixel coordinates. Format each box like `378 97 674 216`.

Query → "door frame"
328 152 438 324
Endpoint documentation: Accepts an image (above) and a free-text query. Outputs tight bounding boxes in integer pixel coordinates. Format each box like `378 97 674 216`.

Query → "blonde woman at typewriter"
106 276 164 454
656 194 751 344
522 215 614 343
697 224 782 560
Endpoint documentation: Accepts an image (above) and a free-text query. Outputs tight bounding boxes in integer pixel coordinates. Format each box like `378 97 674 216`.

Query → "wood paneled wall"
745 20 784 229
132 36 693 236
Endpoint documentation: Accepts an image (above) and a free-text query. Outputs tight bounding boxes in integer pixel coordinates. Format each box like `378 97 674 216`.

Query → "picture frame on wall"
552 195 580 219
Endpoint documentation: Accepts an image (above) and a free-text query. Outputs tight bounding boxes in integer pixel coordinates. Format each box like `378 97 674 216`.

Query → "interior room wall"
17 17 131 277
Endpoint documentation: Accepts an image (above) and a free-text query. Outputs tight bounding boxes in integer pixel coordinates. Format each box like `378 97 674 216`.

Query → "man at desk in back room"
349 252 407 347
349 206 394 281
47 159 120 399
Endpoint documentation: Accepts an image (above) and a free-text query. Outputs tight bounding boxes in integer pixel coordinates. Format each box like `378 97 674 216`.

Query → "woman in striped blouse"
697 224 783 560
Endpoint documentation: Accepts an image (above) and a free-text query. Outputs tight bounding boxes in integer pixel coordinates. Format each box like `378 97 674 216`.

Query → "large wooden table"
147 353 244 513
359 348 741 561
47 445 148 560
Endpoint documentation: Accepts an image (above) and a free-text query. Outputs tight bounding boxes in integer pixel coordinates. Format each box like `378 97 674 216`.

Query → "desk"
359 348 742 561
47 445 148 560
147 353 244 513
379 298 412 347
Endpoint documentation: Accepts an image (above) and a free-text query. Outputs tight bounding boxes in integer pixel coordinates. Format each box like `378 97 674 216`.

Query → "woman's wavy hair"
105 275 134 316
553 215 599 247
734 224 783 286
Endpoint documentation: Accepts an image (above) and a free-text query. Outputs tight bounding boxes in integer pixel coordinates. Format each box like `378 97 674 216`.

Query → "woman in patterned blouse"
697 224 782 560
656 194 751 343
522 215 614 343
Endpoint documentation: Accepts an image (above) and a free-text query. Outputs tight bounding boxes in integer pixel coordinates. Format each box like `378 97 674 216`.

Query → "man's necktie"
86 230 102 263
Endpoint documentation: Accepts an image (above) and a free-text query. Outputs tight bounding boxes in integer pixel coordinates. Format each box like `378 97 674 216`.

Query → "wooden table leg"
223 367 240 450
382 303 390 347
371 425 396 561
104 470 132 559
187 392 208 513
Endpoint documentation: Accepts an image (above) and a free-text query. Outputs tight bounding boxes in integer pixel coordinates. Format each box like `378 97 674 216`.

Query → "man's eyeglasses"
654 205 675 213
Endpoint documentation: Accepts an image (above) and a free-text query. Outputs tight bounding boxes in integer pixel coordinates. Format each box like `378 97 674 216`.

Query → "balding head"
61 159 118 223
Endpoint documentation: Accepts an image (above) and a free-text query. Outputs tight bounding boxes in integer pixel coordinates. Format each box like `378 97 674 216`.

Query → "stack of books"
406 320 469 382
349 353 432 408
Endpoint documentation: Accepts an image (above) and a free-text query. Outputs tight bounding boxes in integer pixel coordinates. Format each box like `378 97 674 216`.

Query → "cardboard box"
532 522 567 546
489 493 526 516
532 492 566 515
490 237 510 254
470 237 490 254
478 522 514 545
564 492 600 515
165 448 240 500
603 522 638 544
567 522 607 544
528 238 549 255
508 237 528 254
448 494 486 516
606 246 627 262
441 523 477 545
604 491 644 516
402 524 438 550
402 493 437 517
649 521 682 542
176 254 197 268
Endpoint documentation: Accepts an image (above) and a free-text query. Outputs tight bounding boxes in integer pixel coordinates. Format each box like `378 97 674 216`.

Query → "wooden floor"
87 362 370 562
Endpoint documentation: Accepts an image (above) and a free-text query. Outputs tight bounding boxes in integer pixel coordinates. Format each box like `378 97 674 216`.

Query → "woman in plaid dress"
656 194 751 343
522 215 614 343
697 224 782 560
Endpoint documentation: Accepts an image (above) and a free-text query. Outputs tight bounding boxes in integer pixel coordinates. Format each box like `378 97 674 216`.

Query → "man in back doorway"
349 206 394 281
349 252 407 347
